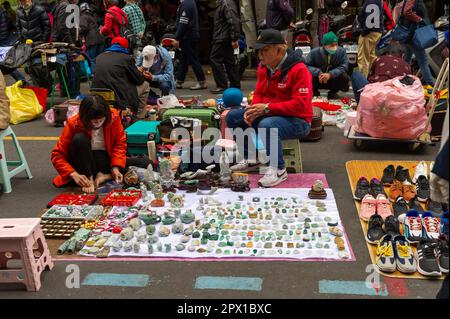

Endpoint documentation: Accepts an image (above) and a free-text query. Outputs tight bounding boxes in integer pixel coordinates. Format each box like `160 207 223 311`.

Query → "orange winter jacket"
51 109 127 187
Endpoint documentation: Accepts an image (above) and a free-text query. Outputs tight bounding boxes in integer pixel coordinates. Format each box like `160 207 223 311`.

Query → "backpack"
107 10 136 51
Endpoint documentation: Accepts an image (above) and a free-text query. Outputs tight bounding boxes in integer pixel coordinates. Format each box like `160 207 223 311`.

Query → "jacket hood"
267 49 305 77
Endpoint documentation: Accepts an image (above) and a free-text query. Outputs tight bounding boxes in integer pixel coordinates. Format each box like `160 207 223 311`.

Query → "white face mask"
91 118 105 129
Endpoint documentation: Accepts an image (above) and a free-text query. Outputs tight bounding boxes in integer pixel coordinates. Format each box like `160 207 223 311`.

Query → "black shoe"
393 196 409 217
354 177 370 201
395 166 413 184
426 199 444 217
384 215 401 237
381 165 395 186
416 240 442 277
327 91 342 100
409 196 424 214
366 213 385 244
415 175 431 202
369 178 387 198
211 87 225 94
435 240 449 274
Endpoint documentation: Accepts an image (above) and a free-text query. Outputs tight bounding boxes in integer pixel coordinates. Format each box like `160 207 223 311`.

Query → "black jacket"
80 11 104 47
266 0 294 31
51 1 78 44
357 0 384 36
212 0 240 43
0 9 8 44
92 49 146 112
175 0 200 41
16 4 51 43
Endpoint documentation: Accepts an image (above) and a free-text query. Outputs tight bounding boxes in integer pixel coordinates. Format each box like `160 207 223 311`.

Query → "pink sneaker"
360 194 377 221
376 194 393 220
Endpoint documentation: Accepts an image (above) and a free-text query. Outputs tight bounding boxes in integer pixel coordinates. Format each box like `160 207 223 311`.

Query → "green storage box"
161 106 221 129
125 120 161 155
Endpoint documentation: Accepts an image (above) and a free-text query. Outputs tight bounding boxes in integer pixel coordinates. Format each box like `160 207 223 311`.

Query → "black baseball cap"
254 29 286 49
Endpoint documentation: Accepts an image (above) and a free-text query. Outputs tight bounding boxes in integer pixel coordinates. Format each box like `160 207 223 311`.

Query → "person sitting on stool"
225 29 312 188
136 45 176 96
51 95 127 193
305 31 349 99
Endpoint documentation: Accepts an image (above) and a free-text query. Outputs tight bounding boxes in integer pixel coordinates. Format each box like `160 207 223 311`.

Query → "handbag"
413 23 438 49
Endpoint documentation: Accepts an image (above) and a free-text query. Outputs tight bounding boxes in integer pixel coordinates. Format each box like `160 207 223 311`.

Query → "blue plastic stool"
0 127 33 193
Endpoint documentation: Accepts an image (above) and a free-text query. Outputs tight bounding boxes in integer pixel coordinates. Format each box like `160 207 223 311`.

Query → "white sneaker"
258 167 288 188
413 161 428 184
230 160 262 172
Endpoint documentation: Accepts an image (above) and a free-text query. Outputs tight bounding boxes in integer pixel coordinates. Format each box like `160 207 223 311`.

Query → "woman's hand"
70 171 91 188
111 167 123 184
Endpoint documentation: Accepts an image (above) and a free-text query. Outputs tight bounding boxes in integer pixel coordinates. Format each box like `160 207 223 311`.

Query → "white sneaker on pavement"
413 161 428 184
230 160 262 172
258 167 288 188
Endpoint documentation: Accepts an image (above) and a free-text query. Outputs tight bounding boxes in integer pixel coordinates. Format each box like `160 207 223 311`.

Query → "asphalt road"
0 71 445 299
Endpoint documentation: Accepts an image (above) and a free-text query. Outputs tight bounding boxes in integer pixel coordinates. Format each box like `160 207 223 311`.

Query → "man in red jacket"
101 0 128 46
226 29 313 188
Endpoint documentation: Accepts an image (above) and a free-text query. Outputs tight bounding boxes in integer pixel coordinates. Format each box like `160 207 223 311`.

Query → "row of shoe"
376 235 448 276
367 209 448 245
381 162 433 187
354 178 386 201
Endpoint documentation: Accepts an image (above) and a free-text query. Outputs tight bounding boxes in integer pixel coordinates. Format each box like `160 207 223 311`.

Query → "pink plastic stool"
0 218 54 291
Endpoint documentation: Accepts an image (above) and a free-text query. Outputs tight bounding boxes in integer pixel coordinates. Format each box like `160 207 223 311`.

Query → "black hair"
386 43 405 57
79 95 112 129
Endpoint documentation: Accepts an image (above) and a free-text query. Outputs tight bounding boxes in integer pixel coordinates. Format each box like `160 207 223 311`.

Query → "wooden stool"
0 218 54 291
0 127 33 193
282 139 303 173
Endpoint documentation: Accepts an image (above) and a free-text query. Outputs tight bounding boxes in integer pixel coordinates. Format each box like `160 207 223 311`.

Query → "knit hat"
322 32 338 46
222 88 244 108
111 37 129 49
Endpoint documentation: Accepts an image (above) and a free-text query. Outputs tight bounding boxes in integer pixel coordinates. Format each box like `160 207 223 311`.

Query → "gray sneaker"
393 236 417 274
258 167 288 188
190 82 207 90
376 235 397 273
230 160 262 172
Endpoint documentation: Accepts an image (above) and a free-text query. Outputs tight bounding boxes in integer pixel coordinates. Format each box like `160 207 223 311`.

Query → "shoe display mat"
346 160 445 280
43 174 356 262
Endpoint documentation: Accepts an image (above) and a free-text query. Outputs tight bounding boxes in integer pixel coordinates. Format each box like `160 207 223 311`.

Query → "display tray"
47 193 98 208
346 160 446 280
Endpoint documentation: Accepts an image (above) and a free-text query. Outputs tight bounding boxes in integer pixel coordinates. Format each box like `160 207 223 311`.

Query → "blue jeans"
405 43 435 86
351 71 369 104
226 108 311 169
86 44 105 73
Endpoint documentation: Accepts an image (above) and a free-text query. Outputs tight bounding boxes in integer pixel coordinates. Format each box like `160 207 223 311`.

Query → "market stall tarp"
45 173 355 262
346 160 445 280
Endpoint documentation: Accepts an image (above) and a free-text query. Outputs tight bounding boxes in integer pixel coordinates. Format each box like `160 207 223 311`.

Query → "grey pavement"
0 70 444 299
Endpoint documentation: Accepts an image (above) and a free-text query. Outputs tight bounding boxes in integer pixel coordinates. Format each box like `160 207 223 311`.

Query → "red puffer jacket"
51 109 127 188
252 51 313 123
101 5 128 39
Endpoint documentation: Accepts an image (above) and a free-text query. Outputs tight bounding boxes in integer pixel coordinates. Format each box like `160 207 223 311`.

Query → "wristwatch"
264 104 270 114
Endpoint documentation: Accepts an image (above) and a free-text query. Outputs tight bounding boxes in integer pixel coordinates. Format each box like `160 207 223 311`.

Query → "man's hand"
138 66 145 73
143 71 153 81
138 32 144 39
319 73 331 84
173 40 180 49
232 41 239 49
70 171 91 188
244 104 267 126
289 22 296 29
111 167 123 184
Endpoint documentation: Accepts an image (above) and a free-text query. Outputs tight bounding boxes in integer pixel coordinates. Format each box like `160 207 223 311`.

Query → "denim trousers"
226 108 310 169
351 71 370 104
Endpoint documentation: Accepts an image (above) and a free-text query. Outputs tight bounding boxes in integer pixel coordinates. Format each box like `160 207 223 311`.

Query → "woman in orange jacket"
51 95 127 193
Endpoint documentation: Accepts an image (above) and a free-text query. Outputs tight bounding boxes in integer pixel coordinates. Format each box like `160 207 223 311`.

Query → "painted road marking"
4 137 59 141
384 277 409 297
195 276 263 291
82 273 150 287
319 280 389 297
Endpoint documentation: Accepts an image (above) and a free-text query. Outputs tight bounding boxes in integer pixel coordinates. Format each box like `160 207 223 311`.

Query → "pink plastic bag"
356 75 430 140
